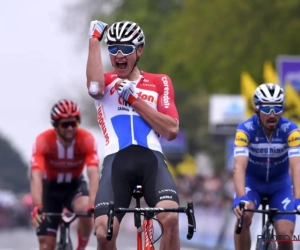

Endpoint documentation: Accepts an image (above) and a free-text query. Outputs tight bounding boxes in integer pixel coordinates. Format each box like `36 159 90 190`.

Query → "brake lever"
186 202 196 240
235 202 245 234
106 202 115 241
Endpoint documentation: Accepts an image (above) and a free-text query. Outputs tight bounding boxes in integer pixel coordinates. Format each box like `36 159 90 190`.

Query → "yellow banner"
241 61 300 127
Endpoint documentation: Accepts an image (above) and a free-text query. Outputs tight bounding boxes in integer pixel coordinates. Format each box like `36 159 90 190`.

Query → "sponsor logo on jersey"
49 159 84 168
139 81 156 87
234 131 249 147
137 91 156 103
234 147 249 156
118 92 157 106
244 121 254 131
281 122 291 132
248 156 288 166
248 143 288 155
97 104 109 145
289 149 300 157
110 83 119 95
161 76 171 108
271 138 282 142
287 130 300 147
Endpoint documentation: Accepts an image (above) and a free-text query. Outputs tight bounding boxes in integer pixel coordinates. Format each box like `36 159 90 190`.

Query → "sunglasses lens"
259 106 283 114
60 121 77 128
121 45 135 54
108 46 118 54
108 45 135 56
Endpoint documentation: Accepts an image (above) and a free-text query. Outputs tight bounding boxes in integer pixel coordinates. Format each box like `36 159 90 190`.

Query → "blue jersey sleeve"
283 121 300 157
233 122 250 157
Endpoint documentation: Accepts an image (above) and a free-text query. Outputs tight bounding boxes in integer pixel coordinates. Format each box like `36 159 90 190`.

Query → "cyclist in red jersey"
86 21 181 250
30 99 100 250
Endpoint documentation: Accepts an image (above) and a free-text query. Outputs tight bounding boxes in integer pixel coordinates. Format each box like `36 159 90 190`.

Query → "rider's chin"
266 124 276 131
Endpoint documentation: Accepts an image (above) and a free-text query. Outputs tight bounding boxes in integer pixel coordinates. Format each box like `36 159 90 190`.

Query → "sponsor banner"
276 56 300 126
209 95 246 135
277 56 300 91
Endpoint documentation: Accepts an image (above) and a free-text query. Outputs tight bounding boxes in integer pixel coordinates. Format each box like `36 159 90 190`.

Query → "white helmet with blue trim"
253 83 285 106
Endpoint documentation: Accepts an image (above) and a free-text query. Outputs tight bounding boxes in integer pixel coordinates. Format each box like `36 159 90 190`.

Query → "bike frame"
136 218 154 250
43 212 91 250
142 218 154 250
259 198 275 250
135 211 156 250
56 214 74 250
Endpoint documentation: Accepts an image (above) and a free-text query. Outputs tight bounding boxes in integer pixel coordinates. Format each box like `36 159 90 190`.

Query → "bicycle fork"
57 223 72 250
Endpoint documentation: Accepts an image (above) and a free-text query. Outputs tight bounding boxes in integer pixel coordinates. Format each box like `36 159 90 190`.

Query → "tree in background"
0 133 29 193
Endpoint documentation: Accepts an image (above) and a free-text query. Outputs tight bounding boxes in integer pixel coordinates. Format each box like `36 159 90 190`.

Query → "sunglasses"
59 121 78 128
108 44 136 56
258 105 283 115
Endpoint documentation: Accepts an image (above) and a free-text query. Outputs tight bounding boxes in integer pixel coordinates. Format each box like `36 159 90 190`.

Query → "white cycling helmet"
105 21 145 47
253 83 285 106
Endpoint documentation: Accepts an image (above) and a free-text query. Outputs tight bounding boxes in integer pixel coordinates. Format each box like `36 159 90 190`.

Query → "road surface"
0 227 198 250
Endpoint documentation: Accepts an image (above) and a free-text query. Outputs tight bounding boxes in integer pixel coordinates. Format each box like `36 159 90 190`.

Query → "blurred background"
2 0 300 249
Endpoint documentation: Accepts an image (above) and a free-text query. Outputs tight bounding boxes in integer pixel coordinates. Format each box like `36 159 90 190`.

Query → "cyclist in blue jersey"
85 20 181 250
232 83 300 250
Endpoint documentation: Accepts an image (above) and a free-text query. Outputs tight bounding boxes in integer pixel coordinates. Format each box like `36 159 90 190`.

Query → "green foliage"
0 133 29 193
68 0 300 170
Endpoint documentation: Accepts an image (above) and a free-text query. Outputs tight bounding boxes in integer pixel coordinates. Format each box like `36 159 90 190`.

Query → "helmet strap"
130 50 139 73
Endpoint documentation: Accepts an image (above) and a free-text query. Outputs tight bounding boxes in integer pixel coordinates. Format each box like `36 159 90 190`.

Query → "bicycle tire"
255 238 264 250
267 227 277 250
267 242 276 250
56 226 73 250
55 243 63 250
55 243 72 250
255 239 277 250
66 235 73 250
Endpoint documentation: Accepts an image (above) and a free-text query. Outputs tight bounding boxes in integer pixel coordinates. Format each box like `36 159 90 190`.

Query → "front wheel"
66 235 73 250
267 242 277 250
255 239 277 250
255 238 263 250
56 242 73 250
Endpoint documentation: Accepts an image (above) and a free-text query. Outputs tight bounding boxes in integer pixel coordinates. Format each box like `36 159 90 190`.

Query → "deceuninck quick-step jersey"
234 115 300 182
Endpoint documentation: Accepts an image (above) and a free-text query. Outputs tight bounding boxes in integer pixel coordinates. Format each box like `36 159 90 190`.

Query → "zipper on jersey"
262 130 274 182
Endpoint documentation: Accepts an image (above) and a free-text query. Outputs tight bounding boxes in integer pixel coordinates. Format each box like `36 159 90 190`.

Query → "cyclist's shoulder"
35 129 56 141
76 128 94 139
104 71 119 85
278 117 299 133
142 71 172 83
236 115 258 134
75 128 96 146
33 129 56 152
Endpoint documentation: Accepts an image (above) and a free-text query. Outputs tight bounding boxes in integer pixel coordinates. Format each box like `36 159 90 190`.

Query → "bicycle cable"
140 212 164 249
151 216 163 244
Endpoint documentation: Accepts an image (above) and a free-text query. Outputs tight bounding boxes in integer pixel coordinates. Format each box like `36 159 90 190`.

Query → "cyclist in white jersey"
86 20 181 250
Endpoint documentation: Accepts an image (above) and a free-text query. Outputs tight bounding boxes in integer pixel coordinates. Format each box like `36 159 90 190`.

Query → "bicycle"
235 197 298 250
42 211 92 250
106 185 197 250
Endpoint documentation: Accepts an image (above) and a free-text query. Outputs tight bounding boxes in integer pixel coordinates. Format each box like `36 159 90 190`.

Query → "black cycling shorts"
36 176 89 236
94 145 179 222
